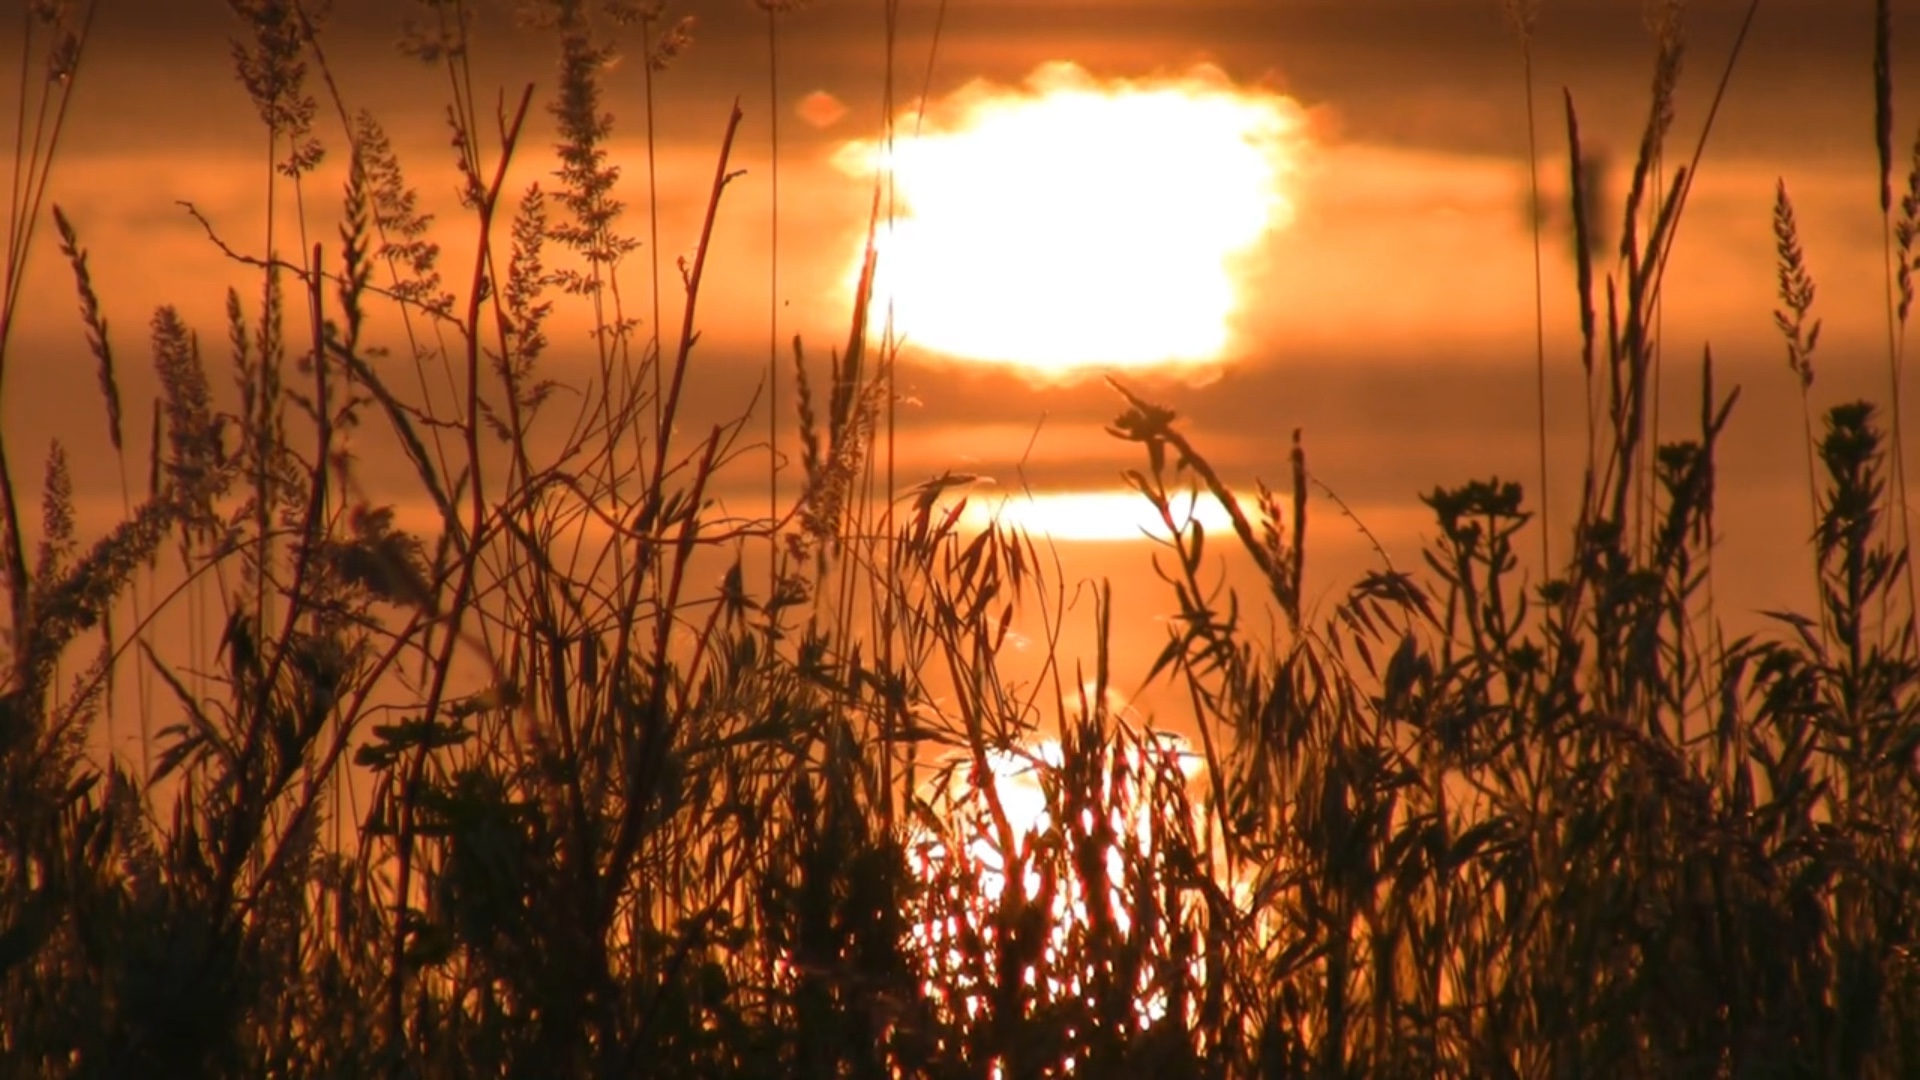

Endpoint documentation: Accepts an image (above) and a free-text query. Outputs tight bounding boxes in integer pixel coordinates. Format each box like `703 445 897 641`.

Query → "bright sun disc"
838 62 1309 376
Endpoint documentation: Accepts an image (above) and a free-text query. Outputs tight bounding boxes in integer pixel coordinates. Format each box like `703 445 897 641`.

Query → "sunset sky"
7 0 1918 707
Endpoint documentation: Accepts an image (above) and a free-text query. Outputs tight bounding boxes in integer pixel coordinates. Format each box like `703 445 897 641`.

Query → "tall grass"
2 0 1920 1076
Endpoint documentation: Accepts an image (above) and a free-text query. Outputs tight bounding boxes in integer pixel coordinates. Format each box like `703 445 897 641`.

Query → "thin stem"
1517 25 1552 576
767 6 781 603
643 14 664 457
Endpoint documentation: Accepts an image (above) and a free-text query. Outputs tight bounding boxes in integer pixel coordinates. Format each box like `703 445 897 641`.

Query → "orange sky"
7 0 1920 705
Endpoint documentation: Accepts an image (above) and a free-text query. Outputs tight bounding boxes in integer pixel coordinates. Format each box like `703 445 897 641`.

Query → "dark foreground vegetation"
4 0 1920 1075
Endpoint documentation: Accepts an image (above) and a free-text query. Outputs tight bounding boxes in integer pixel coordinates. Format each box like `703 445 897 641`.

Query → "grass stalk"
1874 0 1919 624
5 4 1920 1076
1506 0 1553 577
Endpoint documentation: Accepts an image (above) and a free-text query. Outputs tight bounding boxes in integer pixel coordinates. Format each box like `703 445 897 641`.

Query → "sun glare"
957 489 1240 542
906 721 1215 1031
838 62 1309 376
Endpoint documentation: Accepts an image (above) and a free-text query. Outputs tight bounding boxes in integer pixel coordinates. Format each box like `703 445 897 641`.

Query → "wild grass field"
3 0 1920 1076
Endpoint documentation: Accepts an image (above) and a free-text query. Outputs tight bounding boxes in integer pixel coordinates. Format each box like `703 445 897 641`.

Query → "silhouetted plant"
4 0 1920 1077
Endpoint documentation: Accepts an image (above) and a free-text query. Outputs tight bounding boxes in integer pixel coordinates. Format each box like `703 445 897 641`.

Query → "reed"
1 1 1918 1076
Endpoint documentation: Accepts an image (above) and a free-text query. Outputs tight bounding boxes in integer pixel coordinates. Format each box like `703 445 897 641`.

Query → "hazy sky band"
6 0 1914 633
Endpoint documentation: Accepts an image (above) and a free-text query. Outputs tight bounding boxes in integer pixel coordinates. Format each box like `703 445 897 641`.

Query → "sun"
837 62 1310 377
